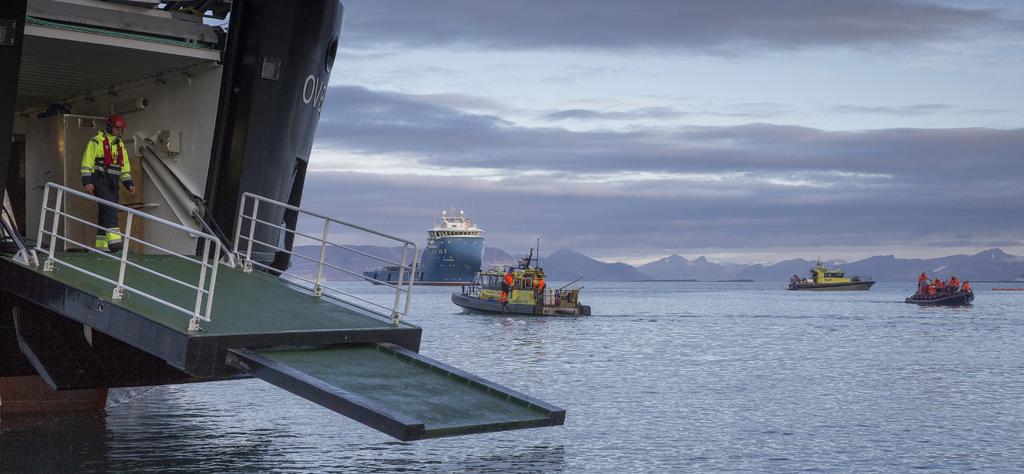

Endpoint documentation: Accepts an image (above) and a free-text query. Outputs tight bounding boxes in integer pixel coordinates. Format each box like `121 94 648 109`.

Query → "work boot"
108 240 123 253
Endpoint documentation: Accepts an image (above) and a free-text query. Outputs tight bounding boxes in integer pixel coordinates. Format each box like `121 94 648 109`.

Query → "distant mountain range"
289 245 1024 283
636 248 1024 282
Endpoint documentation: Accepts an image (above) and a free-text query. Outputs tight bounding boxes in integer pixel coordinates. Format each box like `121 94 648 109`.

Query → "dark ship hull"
364 235 484 286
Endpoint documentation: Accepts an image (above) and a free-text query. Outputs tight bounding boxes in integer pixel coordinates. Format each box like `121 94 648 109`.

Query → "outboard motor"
205 0 343 271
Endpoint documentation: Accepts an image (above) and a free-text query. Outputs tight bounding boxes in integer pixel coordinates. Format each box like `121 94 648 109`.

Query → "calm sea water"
3 282 1024 472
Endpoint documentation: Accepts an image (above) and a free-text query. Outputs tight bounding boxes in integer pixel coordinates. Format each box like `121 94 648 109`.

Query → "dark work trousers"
92 172 121 236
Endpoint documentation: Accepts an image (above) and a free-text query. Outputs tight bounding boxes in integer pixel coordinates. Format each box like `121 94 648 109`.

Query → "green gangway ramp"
227 344 565 441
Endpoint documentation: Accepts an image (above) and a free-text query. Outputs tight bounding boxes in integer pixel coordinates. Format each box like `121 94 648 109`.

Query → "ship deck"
17 253 400 336
2 252 420 379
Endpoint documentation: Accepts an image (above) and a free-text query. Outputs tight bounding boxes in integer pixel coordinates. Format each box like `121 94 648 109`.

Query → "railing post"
314 219 330 297
242 198 259 272
43 188 64 272
36 185 50 252
112 213 134 300
233 194 247 255
403 245 418 320
204 240 221 322
191 238 211 332
391 243 409 324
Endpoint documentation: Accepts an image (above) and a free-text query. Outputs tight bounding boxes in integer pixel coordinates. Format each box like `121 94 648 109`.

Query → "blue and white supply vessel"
364 209 485 286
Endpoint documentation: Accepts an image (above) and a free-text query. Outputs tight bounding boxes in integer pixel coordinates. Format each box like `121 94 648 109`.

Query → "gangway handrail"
34 183 224 331
233 192 418 325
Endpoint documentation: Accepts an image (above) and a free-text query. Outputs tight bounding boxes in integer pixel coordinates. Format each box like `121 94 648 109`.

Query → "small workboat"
452 249 591 316
788 259 874 291
905 290 974 306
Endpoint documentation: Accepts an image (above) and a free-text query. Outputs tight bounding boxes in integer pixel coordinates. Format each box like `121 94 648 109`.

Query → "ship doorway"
10 6 221 252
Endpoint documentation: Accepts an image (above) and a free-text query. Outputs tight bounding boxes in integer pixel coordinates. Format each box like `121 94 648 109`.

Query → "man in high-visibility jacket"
81 114 136 252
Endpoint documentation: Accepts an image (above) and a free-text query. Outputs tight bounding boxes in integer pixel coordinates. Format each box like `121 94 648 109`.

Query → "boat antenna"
536 237 540 269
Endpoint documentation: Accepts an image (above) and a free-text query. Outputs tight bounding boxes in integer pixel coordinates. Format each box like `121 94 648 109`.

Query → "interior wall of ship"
13 65 222 256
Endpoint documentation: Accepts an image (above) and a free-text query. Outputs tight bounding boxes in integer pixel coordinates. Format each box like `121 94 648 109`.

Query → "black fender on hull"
205 0 344 271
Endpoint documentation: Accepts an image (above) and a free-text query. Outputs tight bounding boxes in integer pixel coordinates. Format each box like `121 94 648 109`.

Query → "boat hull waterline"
788 281 876 291
452 293 591 316
905 291 975 306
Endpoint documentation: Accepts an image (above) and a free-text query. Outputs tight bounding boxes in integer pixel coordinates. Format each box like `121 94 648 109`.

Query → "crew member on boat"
500 269 513 313
81 114 136 252
962 281 972 293
948 275 960 291
918 272 929 290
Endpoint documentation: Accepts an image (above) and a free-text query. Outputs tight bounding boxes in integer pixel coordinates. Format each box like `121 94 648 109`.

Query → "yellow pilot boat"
452 250 591 316
788 259 875 291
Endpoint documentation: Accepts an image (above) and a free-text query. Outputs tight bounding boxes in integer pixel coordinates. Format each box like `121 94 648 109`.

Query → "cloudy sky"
304 0 1023 264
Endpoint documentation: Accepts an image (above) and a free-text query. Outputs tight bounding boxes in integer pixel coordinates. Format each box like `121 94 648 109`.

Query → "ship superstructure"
364 209 485 285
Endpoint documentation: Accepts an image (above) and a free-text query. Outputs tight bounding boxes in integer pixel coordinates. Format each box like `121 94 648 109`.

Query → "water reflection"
1 411 110 473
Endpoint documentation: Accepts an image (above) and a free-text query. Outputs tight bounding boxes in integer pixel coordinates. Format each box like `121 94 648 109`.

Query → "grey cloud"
831 104 956 115
316 86 1024 185
308 86 1024 259
299 170 1024 261
541 107 686 122
338 0 1020 53
707 103 791 118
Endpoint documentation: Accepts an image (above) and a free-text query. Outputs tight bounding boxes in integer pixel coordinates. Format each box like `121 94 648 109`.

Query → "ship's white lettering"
302 74 329 113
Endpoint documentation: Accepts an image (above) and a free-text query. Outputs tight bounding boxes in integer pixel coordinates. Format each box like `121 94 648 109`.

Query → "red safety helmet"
107 114 127 129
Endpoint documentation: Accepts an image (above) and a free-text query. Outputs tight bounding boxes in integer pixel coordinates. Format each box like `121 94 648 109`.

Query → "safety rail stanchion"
391 244 409 324
403 243 418 319
243 198 259 272
43 187 63 272
314 219 330 297
205 243 221 323
36 184 51 263
191 238 212 331
234 192 418 324
113 213 134 299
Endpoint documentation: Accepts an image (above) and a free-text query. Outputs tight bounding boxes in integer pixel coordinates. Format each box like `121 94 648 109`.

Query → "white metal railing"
34 183 229 331
233 192 418 325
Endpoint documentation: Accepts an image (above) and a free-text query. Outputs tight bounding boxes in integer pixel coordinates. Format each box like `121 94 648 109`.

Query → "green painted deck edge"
11 253 404 336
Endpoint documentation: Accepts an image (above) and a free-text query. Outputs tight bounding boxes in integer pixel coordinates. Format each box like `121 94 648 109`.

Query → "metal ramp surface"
227 344 565 441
